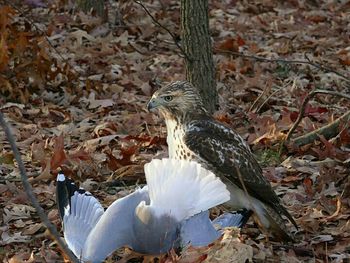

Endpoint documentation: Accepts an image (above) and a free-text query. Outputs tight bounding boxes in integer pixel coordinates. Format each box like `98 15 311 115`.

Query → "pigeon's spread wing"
83 187 149 262
184 120 296 227
56 174 151 262
56 174 104 260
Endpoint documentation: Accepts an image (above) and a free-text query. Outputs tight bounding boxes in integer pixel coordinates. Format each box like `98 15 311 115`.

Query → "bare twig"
133 0 191 61
308 89 350 101
249 80 288 113
284 88 317 144
249 84 270 112
215 49 310 64
292 110 350 147
280 89 350 150
0 112 79 263
304 53 350 84
215 49 350 86
256 84 285 113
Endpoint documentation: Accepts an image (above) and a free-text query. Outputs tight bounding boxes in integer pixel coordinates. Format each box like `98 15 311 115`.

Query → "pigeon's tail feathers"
144 158 230 221
213 209 253 229
56 173 104 258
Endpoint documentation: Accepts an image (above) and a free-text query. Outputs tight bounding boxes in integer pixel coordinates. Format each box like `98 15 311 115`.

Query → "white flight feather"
63 188 104 258
143 158 230 222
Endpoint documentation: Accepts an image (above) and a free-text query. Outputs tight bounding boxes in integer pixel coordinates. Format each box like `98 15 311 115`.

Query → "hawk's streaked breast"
165 118 194 160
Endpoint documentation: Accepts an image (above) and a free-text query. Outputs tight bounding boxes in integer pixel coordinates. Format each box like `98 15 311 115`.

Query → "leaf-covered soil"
1 0 350 262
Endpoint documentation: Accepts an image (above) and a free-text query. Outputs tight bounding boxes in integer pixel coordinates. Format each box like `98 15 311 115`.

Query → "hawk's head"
147 81 207 120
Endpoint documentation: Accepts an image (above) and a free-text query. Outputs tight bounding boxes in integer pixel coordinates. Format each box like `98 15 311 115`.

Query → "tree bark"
180 0 217 113
76 0 107 21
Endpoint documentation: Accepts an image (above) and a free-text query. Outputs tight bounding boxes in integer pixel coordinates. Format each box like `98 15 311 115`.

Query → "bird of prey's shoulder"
147 80 298 241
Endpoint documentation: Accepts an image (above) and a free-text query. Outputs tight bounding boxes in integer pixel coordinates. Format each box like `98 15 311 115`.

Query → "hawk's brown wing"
184 119 297 228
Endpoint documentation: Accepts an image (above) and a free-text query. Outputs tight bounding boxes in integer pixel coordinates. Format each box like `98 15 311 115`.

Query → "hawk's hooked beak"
147 97 159 112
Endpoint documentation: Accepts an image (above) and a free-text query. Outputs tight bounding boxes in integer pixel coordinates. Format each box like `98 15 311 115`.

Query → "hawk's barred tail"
263 205 296 242
56 174 104 259
144 158 230 221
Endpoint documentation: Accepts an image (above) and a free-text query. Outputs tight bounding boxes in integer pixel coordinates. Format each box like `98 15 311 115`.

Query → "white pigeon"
56 158 239 262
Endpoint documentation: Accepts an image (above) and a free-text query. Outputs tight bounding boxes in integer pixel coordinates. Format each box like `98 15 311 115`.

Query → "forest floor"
1 0 350 262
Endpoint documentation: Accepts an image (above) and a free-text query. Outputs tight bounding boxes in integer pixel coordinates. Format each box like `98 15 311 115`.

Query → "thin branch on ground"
280 89 350 151
215 49 350 86
250 80 290 113
292 110 350 147
308 89 350 101
133 0 191 61
0 112 79 263
215 49 310 64
249 84 270 112
284 88 318 144
304 53 350 84
256 84 285 113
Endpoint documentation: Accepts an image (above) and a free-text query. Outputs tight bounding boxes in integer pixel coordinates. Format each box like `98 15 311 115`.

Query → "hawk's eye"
163 95 173 102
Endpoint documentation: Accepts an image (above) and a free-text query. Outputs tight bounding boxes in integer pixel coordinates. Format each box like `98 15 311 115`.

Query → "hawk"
147 81 297 241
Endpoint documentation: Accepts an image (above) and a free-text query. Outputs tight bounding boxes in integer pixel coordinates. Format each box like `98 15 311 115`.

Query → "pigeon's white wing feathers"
56 174 104 259
144 158 230 221
64 192 104 258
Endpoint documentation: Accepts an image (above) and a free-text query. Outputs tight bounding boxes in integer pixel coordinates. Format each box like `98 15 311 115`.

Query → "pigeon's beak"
147 97 159 112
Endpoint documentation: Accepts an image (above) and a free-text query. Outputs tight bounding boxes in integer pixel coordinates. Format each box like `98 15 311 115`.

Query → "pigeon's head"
147 81 207 119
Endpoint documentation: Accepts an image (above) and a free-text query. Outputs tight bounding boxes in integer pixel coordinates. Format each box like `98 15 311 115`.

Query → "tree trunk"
76 0 107 21
180 0 217 113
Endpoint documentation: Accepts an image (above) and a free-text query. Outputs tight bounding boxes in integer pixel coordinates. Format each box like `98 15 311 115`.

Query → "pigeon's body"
57 159 237 262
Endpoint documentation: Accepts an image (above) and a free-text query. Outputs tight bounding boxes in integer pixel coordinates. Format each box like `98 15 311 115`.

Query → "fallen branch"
304 53 350 85
0 112 79 263
292 110 350 147
284 88 317 144
281 89 350 151
215 49 350 86
307 89 350 101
